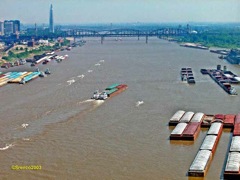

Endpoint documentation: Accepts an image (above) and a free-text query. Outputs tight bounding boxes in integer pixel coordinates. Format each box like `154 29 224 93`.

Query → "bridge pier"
145 35 148 44
138 35 140 40
101 36 104 44
74 37 76 43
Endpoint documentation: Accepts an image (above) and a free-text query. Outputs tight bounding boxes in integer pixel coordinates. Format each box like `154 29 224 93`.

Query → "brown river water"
0 37 239 180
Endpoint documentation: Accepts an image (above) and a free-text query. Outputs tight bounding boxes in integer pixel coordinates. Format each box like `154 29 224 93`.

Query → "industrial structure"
49 4 54 33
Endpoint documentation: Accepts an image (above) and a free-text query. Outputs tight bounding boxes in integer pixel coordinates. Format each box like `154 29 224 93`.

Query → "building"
4 20 20 35
0 21 4 35
27 40 35 47
49 4 54 33
4 21 14 35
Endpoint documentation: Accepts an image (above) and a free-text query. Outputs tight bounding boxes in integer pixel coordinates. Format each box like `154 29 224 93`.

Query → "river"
0 37 239 179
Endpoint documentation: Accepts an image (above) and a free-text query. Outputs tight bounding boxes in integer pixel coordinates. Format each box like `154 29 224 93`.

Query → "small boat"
45 68 51 75
188 76 196 84
39 71 46 77
92 90 108 100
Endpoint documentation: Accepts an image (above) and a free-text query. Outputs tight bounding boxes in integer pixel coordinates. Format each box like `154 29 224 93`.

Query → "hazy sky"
0 0 240 24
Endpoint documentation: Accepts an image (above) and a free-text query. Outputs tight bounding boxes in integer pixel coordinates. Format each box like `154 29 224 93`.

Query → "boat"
45 68 51 75
187 76 196 84
98 92 108 100
91 84 127 100
218 82 237 95
181 67 195 84
92 90 100 100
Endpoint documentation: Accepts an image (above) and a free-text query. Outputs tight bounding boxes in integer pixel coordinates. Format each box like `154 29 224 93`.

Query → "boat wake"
21 123 29 128
136 101 144 107
95 63 101 66
78 74 85 78
99 60 105 63
67 79 75 85
0 143 14 151
87 70 93 73
93 100 105 106
77 99 94 105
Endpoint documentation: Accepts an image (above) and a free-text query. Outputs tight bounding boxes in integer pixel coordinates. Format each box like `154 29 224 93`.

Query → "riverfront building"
0 21 4 35
4 20 20 35
49 4 54 33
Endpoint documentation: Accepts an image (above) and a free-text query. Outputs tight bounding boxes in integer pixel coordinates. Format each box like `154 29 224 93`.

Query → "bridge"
65 28 189 43
1 27 190 44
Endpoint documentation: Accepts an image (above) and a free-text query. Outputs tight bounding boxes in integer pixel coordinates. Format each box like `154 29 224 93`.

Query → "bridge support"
138 35 140 40
101 36 104 44
74 37 76 43
145 35 148 44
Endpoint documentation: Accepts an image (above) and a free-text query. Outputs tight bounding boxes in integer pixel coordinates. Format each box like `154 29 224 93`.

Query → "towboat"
92 90 100 99
98 92 108 100
91 84 127 100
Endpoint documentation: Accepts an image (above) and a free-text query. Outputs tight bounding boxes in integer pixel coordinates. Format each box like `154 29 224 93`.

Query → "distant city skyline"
0 0 240 24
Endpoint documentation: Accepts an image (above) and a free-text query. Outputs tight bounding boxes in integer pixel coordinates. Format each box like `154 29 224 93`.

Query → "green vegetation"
61 39 70 46
172 33 240 49
167 27 240 49
2 39 70 62
2 45 53 61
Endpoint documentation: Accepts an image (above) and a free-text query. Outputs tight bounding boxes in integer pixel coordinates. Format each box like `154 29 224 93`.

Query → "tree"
16 47 19 51
20 47 23 51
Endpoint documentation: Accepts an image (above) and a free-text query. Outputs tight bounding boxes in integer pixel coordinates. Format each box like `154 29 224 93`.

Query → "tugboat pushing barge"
181 68 195 84
92 83 128 100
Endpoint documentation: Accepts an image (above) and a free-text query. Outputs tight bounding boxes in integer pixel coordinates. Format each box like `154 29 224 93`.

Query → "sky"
0 0 240 24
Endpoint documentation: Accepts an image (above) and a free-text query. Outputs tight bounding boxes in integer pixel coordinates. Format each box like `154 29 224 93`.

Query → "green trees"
171 28 240 48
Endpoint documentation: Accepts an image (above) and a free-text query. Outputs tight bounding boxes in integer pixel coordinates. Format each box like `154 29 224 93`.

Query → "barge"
224 136 240 179
170 123 188 140
180 68 195 84
188 122 223 177
92 84 128 100
182 122 201 140
224 114 236 128
179 111 194 123
188 150 212 177
201 66 239 95
169 110 186 126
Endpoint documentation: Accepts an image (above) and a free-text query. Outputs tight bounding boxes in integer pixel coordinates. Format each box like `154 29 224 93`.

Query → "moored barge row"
224 136 240 179
201 65 239 95
0 71 50 87
188 150 212 177
188 122 223 177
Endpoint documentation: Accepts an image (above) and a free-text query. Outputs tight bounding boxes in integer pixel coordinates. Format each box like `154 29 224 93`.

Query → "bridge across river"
64 27 189 43
1 27 190 44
